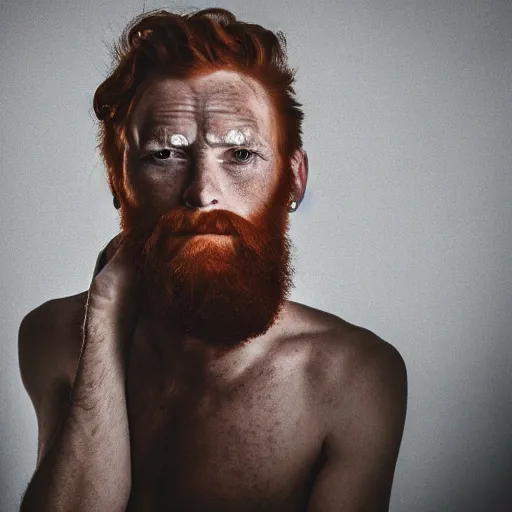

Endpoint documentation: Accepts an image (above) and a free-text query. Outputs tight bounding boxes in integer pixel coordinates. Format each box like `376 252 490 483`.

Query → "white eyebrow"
141 129 191 148
169 134 189 146
205 127 259 147
140 125 268 151
209 129 246 145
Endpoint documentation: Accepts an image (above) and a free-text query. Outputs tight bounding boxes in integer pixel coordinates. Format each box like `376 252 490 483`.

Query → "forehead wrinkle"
134 104 197 146
196 74 269 119
200 85 265 115
208 98 275 151
129 77 197 130
133 80 196 117
202 112 259 130
131 109 196 148
130 72 277 151
144 110 196 127
199 98 270 144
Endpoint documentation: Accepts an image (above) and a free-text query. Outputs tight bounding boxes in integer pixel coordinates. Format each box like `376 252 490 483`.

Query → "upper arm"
307 331 408 512
18 301 73 469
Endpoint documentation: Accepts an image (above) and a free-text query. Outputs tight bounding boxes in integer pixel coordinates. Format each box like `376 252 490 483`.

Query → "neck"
136 299 291 385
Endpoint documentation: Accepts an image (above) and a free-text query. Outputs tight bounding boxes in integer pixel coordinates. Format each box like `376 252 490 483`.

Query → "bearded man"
18 8 407 512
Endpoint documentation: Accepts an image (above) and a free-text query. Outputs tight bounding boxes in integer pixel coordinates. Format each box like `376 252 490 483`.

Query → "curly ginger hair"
93 7 305 205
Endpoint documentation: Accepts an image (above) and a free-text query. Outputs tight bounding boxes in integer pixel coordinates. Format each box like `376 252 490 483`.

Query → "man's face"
118 69 295 349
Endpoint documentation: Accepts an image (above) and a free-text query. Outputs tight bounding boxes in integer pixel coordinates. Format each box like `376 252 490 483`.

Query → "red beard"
117 171 295 350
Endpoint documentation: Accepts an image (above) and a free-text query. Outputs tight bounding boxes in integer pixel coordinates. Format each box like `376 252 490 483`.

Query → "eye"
151 148 186 161
231 148 256 164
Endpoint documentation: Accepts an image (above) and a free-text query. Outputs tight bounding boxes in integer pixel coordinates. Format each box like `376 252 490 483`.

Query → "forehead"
128 70 276 143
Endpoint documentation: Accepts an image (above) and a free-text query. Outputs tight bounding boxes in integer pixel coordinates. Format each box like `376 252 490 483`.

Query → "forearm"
21 315 131 511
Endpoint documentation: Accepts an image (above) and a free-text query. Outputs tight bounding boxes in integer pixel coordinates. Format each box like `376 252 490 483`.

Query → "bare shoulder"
285 301 407 406
287 301 407 503
288 309 407 508
18 292 87 465
318 319 407 394
19 291 88 397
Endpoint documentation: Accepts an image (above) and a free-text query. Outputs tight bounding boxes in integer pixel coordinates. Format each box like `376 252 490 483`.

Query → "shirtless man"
18 8 407 511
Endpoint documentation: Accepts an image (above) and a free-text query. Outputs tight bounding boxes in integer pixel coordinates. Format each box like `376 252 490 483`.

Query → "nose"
184 196 218 209
181 153 221 210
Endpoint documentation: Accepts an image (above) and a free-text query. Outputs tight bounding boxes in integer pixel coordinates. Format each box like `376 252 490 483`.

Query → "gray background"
1 0 511 510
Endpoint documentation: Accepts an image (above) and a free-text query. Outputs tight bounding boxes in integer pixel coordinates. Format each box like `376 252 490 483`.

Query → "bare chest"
124 343 323 511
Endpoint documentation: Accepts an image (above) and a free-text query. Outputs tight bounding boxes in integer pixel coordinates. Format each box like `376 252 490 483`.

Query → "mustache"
121 205 275 256
165 207 242 237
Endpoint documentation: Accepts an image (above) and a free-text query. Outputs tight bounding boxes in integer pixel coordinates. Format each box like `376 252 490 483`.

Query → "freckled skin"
106 69 340 509
122 70 280 221
117 70 298 349
21 70 407 511
47 287 353 511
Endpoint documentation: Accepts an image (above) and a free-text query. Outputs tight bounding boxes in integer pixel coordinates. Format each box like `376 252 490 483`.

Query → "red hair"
93 7 305 203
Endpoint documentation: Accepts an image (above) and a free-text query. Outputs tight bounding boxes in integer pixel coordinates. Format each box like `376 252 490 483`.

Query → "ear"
289 148 309 209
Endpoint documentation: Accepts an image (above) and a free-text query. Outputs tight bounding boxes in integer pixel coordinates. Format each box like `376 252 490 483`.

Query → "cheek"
229 158 280 217
131 174 182 209
126 160 186 208
229 177 274 221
